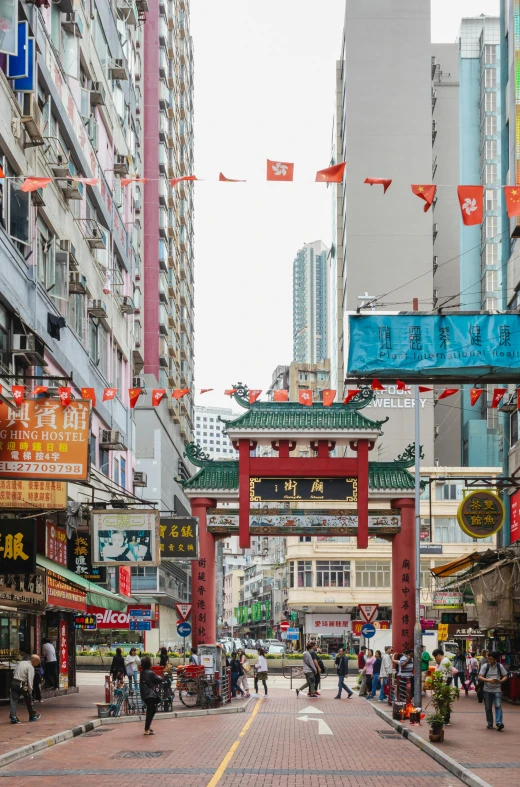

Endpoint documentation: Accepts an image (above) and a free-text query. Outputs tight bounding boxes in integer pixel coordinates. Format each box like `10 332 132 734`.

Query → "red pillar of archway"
391 498 416 655
190 497 216 647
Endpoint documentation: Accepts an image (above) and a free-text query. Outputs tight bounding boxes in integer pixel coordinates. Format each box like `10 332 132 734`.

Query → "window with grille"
484 68 496 88
485 216 497 238
485 115 497 135
485 189 497 211
485 140 497 159
355 561 391 588
485 164 497 184
484 92 496 112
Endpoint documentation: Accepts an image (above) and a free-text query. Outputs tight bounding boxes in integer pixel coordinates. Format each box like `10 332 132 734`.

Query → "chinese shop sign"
119 565 132 597
74 614 97 630
510 489 520 544
160 517 199 559
59 619 68 689
250 477 357 502
67 530 106 583
0 518 36 573
432 590 464 609
0 479 67 509
400 558 412 650
305 614 353 635
457 491 505 539
441 612 468 624
46 521 67 567
46 571 87 612
0 569 45 611
92 509 160 566
0 399 91 481
194 556 210 642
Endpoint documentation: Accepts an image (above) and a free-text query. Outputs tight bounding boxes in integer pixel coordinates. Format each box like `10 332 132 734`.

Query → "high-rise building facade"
293 240 329 364
194 405 239 459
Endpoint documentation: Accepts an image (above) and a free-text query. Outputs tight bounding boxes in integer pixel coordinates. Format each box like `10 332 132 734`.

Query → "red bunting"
71 177 98 186
418 386 433 393
219 173 245 182
12 386 24 406
171 175 197 188
299 390 312 406
396 380 409 391
457 186 483 226
322 390 336 407
81 387 96 406
343 390 359 405
224 388 238 396
33 386 48 395
438 389 458 400
173 388 190 399
200 388 213 394
0 165 4 178
21 177 53 193
518 389 520 411
505 186 520 218
364 177 392 193
102 387 117 402
152 389 167 406
491 388 507 409
315 162 346 183
129 388 142 408
267 160 294 181
121 177 148 187
273 389 289 402
411 184 436 212
371 379 385 391
470 388 484 407
249 389 262 404
58 387 71 407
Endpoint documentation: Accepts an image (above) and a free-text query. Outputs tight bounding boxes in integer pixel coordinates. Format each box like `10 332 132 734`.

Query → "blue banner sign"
348 314 520 377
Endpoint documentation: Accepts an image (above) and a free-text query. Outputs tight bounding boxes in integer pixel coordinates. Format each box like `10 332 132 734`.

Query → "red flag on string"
267 160 294 181
505 186 520 218
71 177 98 186
371 379 385 391
438 389 458 400
200 388 213 394
343 390 359 405
12 386 24 406
172 388 190 399
457 186 484 225
152 389 167 406
364 177 392 193
33 386 48 395
58 387 71 407
322 390 336 407
299 390 312 406
396 380 410 391
0 165 5 178
21 177 53 192
249 389 262 404
102 387 117 402
219 172 245 182
418 386 433 393
411 184 437 212
81 387 96 406
121 177 148 187
491 388 507 408
129 388 142 408
273 389 289 402
224 388 238 396
171 175 197 188
470 388 484 407
315 162 346 183
517 389 520 411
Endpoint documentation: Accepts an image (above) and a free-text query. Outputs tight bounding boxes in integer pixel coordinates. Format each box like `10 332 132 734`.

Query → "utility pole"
413 296 422 709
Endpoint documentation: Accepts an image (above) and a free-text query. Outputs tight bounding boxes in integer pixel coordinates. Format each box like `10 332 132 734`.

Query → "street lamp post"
413 384 422 709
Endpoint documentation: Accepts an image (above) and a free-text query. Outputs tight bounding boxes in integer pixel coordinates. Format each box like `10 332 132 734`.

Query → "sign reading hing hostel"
250 477 358 502
0 400 91 481
0 519 36 573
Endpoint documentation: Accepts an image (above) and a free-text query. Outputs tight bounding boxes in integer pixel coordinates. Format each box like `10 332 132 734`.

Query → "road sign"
286 631 299 640
358 604 379 623
130 620 151 631
280 620 290 632
361 623 376 639
175 603 192 621
177 620 192 638
129 608 152 618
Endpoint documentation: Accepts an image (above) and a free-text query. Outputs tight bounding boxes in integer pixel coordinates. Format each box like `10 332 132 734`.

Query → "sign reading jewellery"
249 478 357 503
92 509 160 566
347 314 520 376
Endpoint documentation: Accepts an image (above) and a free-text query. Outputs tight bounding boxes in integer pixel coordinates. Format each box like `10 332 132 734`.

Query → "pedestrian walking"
110 647 126 682
453 647 467 691
369 650 382 699
432 648 453 725
10 655 41 724
358 646 366 670
421 647 431 695
237 649 251 697
254 648 268 697
42 638 58 689
466 652 480 695
159 647 170 668
480 649 489 669
296 642 318 698
398 649 414 701
32 660 44 703
378 646 393 702
190 646 199 665
479 651 507 731
364 649 375 696
230 652 245 698
125 648 141 691
309 641 323 695
139 656 162 735
334 647 353 698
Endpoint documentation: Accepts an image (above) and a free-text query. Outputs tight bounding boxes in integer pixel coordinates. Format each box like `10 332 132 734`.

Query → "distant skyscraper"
293 240 329 363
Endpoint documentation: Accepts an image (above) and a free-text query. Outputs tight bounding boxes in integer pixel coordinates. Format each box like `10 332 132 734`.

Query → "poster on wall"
0 0 18 56
0 518 36 574
91 509 160 566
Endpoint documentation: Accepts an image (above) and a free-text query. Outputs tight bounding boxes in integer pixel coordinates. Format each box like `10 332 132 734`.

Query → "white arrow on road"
298 706 323 714
297 715 333 735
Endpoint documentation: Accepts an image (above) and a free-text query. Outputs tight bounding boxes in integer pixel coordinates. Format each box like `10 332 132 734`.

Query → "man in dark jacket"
334 647 353 698
139 656 162 735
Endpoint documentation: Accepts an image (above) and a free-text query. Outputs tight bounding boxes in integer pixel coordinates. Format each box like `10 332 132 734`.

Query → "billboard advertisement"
92 509 160 566
348 314 520 380
88 604 157 629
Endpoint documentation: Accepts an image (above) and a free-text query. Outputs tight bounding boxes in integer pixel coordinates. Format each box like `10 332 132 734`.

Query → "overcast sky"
190 0 499 412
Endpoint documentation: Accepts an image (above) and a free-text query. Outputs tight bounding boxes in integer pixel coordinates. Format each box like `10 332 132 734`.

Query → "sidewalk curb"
370 702 493 787
0 700 252 770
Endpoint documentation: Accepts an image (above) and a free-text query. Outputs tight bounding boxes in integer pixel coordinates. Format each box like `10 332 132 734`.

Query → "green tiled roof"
223 403 385 432
182 460 414 493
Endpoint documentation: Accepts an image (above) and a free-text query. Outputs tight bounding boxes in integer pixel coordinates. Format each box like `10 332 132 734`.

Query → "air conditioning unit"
99 430 127 450
433 255 438 274
88 299 107 319
12 333 46 365
60 179 83 201
109 59 129 81
120 295 136 314
133 470 148 487
88 117 99 150
62 12 83 36
69 271 87 294
132 376 145 389
21 94 44 146
114 154 129 176
89 82 106 107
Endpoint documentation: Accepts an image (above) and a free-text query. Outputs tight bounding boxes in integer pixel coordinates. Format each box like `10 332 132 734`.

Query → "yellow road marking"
205 699 263 787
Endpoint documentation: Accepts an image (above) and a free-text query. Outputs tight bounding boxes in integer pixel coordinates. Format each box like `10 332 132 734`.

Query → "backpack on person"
477 662 506 703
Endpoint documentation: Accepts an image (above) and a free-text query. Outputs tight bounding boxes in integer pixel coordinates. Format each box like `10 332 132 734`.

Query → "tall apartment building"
269 360 330 403
293 240 329 364
335 0 435 463
134 0 195 515
194 405 239 459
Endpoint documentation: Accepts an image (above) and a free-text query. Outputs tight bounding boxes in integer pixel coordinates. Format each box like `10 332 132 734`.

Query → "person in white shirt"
42 639 58 689
254 648 268 697
10 655 41 724
432 648 454 725
466 652 480 696
378 646 393 702
125 648 141 691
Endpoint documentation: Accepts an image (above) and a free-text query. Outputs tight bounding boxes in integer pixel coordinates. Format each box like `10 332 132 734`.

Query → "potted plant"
427 713 446 741
427 671 459 741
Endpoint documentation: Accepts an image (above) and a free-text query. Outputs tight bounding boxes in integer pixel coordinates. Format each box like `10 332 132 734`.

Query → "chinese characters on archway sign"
159 517 199 559
250 477 357 502
0 519 36 574
401 559 411 651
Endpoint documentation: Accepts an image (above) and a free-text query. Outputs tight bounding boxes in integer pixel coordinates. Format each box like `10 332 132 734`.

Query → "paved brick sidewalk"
371 688 520 787
0 686 465 787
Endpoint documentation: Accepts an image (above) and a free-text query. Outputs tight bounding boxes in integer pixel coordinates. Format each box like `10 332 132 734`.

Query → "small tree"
428 671 459 724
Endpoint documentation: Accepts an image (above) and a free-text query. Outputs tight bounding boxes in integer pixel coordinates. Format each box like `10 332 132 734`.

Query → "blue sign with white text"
348 314 520 378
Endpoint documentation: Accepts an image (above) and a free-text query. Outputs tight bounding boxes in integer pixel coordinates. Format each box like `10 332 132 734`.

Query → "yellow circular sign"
457 490 505 539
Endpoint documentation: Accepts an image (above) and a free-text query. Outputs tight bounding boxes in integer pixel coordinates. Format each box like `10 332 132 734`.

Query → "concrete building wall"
293 240 329 364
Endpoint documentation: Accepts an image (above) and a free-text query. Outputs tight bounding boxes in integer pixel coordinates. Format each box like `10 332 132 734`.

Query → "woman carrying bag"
139 656 162 735
125 648 141 691
237 649 251 698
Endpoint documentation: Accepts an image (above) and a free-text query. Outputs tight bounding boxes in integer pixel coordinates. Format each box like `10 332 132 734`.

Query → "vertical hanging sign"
59 619 68 689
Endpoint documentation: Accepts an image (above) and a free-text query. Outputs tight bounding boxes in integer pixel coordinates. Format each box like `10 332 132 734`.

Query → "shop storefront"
77 604 158 653
305 613 352 652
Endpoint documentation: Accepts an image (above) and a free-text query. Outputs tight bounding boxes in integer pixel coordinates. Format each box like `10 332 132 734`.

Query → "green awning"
36 555 129 612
